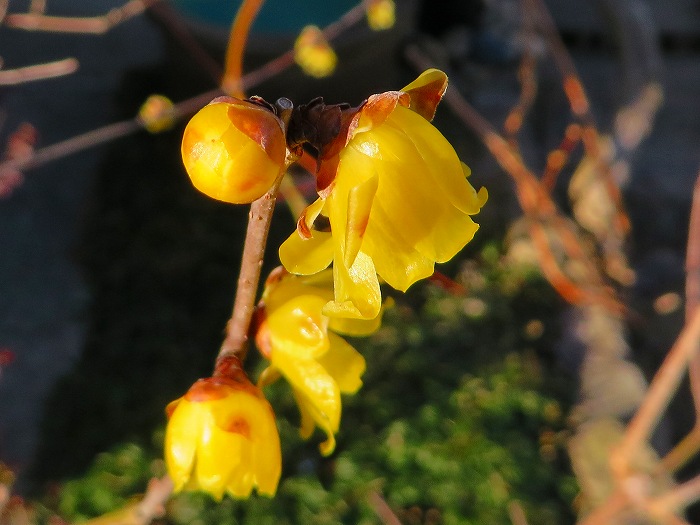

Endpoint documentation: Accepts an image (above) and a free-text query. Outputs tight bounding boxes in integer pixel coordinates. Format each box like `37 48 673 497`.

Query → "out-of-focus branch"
660 168 700 474
0 57 78 85
4 0 160 34
612 308 700 480
367 491 403 525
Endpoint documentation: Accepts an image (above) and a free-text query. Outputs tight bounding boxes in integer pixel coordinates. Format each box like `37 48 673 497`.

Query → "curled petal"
279 229 334 276
320 333 366 394
344 174 378 268
324 251 382 320
401 68 448 121
271 350 341 455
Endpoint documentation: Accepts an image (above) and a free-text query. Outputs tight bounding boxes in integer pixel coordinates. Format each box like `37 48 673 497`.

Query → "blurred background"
1 0 699 522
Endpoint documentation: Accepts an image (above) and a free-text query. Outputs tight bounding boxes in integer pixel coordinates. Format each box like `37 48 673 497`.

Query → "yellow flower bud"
181 98 287 204
294 25 337 78
165 358 282 499
138 94 175 133
366 0 395 31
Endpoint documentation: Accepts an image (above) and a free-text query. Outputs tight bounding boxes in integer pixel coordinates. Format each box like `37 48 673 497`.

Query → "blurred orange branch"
222 0 265 97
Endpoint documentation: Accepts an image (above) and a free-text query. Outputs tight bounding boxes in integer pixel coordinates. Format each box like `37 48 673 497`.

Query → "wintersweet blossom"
280 69 487 320
181 97 287 204
255 267 380 455
165 357 281 499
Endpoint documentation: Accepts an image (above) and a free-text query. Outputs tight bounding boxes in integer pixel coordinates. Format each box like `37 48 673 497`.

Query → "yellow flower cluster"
168 68 486 501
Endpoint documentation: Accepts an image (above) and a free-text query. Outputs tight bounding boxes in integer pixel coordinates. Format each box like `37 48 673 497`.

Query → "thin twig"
0 89 220 176
661 168 700 473
0 57 78 85
222 0 265 97
5 0 159 34
148 1 222 85
526 0 629 239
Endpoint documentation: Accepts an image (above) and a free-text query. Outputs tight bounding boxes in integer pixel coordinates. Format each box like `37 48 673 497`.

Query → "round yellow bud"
181 98 287 204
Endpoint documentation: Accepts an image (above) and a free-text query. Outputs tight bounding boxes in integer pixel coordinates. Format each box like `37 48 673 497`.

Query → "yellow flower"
366 0 395 31
165 357 281 499
255 267 379 455
279 69 487 320
181 97 287 204
294 25 337 78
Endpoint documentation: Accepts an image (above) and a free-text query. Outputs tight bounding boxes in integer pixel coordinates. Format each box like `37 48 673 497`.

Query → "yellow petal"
328 311 382 336
279 229 334 275
267 295 330 359
320 333 366 394
164 400 202 491
324 251 382 320
344 174 378 268
195 419 246 500
293 389 317 440
360 109 481 262
386 107 485 215
360 201 435 291
271 351 341 442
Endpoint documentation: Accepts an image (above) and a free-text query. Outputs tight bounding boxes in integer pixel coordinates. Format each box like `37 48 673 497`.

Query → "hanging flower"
294 25 337 78
165 357 282 500
255 267 380 455
181 97 287 204
279 69 487 320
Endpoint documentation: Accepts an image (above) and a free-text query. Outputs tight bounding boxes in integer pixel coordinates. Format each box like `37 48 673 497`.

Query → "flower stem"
216 170 287 366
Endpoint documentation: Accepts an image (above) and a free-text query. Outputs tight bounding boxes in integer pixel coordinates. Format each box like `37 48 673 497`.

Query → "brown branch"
503 0 539 148
526 0 630 239
0 57 78 85
216 170 287 364
5 0 159 34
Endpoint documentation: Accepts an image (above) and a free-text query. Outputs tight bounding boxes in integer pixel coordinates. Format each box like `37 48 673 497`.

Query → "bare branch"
0 57 78 85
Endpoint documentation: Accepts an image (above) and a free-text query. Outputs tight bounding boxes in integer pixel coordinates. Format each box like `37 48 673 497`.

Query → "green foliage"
45 249 577 524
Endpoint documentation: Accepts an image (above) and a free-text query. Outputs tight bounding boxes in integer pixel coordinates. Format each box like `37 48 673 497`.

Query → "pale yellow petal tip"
366 0 395 31
294 25 337 78
138 94 175 133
